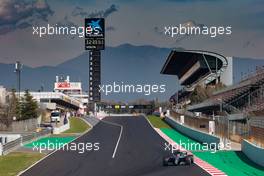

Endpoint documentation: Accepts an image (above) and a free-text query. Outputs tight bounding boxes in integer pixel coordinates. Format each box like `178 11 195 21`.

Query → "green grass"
63 117 90 134
147 115 171 129
193 151 264 176
24 136 76 148
0 152 44 176
161 128 204 151
160 128 264 175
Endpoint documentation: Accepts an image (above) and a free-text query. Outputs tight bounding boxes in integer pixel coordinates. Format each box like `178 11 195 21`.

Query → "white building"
0 86 7 105
221 57 264 86
54 76 89 114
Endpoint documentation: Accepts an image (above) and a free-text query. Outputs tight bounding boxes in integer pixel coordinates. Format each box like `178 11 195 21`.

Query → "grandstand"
161 49 264 115
161 50 227 90
188 67 264 114
184 67 264 144
169 89 191 107
161 50 228 108
161 50 264 145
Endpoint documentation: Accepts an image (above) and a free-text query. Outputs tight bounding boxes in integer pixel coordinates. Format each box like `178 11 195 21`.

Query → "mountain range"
2 44 263 101
0 44 178 101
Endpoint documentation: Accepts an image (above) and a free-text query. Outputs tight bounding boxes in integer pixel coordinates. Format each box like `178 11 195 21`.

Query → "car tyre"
163 158 168 166
186 157 192 165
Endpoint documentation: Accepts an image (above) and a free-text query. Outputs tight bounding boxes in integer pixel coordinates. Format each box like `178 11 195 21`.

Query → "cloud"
59 4 119 38
153 26 163 35
181 20 204 28
56 15 79 39
72 6 88 17
163 0 218 2
0 0 53 35
71 4 118 18
175 20 204 42
57 15 77 28
243 40 255 48
106 26 116 31
102 4 118 18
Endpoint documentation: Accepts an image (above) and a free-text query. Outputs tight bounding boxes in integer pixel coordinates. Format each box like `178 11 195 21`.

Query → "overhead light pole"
15 61 22 118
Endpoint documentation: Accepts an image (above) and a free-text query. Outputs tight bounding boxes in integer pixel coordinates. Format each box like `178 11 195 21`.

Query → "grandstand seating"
170 89 191 106
250 126 264 147
211 68 264 113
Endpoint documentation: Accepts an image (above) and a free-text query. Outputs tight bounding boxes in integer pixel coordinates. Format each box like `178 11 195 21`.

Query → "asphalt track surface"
21 116 209 176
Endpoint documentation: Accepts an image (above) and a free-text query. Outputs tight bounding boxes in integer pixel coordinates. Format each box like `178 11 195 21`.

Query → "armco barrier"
84 116 100 127
164 116 220 149
242 139 264 167
2 137 22 155
0 129 51 155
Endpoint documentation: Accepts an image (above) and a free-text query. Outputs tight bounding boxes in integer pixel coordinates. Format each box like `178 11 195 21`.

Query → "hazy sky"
0 0 264 67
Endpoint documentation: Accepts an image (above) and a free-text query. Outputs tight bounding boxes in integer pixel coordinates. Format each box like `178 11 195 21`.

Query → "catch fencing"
170 110 264 147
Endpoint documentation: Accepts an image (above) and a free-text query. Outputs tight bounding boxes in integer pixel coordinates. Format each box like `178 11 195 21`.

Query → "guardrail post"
0 143 3 156
20 136 23 146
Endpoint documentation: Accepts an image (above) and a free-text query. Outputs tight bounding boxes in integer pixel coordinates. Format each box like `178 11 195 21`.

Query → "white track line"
101 120 123 158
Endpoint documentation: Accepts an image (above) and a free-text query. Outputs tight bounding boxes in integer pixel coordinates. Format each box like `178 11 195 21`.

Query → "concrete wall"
0 118 38 131
53 123 70 134
53 117 70 134
164 116 220 149
11 118 38 132
40 102 56 110
242 140 264 167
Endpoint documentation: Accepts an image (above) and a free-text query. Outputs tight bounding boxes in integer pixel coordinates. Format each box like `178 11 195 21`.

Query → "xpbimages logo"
164 22 232 38
32 18 105 38
98 82 166 96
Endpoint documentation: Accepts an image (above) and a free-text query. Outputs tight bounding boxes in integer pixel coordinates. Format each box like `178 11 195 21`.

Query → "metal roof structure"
161 50 228 90
18 92 82 110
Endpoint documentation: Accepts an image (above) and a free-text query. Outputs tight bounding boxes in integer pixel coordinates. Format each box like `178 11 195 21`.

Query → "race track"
21 116 209 176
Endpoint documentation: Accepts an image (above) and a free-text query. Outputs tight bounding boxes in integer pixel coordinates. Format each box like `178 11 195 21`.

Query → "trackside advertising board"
85 18 105 50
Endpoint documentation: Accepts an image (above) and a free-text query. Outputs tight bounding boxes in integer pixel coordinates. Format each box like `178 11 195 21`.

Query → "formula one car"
163 150 194 166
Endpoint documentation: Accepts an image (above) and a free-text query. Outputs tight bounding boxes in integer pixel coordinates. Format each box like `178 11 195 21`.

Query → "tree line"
0 89 39 126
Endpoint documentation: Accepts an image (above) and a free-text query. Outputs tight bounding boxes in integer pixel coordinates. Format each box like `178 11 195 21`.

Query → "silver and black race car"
163 150 194 166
